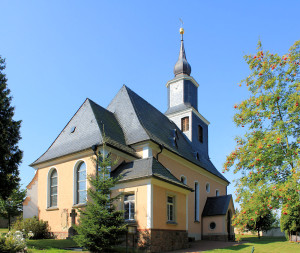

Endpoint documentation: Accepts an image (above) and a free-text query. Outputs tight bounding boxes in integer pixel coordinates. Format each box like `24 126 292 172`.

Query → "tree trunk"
257 228 260 239
8 214 11 231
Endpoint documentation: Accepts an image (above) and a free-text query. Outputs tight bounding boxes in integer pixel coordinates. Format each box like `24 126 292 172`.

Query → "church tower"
165 28 210 158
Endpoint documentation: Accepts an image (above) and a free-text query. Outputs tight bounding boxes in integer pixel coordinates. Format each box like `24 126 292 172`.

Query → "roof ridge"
30 98 90 167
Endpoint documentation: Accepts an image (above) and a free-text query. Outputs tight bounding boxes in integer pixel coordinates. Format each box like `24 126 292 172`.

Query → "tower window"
181 117 189 132
198 125 203 143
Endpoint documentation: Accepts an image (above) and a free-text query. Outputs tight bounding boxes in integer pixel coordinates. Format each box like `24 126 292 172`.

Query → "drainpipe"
156 144 164 161
92 145 98 176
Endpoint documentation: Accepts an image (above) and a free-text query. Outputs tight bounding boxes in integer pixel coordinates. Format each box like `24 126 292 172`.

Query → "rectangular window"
167 196 175 221
124 194 135 220
181 117 189 132
195 182 199 221
198 125 203 143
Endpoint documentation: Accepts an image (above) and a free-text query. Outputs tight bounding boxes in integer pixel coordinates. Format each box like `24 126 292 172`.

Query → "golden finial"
180 27 184 35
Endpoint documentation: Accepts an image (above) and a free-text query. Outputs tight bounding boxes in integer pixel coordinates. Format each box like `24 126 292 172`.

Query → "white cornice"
167 107 210 126
166 75 199 88
32 145 137 169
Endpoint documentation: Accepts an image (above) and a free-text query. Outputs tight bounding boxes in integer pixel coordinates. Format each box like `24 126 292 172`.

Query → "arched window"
49 169 58 207
194 182 199 221
76 162 87 204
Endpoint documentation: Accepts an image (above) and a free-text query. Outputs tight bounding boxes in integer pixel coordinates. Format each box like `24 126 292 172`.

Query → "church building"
24 28 235 252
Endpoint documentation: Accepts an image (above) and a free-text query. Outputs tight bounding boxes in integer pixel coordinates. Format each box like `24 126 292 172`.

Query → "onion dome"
173 28 191 77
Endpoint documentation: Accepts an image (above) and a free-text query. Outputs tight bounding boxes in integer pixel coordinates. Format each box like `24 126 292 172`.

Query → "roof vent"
172 129 179 139
172 137 178 148
193 151 200 160
70 126 76 133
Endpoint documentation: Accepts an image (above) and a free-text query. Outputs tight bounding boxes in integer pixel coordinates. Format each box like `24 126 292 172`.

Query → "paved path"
165 240 244 252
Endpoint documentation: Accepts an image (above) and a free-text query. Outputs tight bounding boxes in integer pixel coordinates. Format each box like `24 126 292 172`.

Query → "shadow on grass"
27 239 78 250
207 244 251 251
241 236 286 245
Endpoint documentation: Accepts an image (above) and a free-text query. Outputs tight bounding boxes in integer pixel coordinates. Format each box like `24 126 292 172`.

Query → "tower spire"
173 27 191 77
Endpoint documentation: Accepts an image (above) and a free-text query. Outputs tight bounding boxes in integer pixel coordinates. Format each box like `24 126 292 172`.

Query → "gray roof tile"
31 98 136 166
108 85 228 183
202 195 232 217
111 157 192 191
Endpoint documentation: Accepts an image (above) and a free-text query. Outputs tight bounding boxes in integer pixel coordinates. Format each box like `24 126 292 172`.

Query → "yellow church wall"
36 149 132 237
202 215 225 235
152 149 228 238
152 184 186 231
112 184 148 229
37 154 96 234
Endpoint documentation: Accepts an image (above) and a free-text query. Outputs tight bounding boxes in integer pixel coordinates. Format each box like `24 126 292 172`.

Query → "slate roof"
31 85 229 185
202 195 232 217
107 85 228 183
31 98 136 166
111 157 192 191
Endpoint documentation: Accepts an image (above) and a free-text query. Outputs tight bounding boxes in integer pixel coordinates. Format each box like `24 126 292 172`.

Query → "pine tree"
74 144 126 252
0 56 22 200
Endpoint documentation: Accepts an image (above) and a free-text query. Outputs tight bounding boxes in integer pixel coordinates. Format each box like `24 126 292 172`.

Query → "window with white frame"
167 195 175 222
124 194 135 220
194 182 199 221
76 162 87 204
49 169 58 207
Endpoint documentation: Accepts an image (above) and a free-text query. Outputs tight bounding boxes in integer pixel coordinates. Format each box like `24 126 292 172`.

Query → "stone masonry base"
202 234 235 242
53 228 188 252
138 229 188 252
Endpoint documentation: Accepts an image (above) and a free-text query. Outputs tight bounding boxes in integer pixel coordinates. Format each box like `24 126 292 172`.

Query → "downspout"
92 145 98 177
156 144 164 161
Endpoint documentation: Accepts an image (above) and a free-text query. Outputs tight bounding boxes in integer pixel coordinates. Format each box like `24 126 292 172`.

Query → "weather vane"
179 18 184 39
179 18 184 27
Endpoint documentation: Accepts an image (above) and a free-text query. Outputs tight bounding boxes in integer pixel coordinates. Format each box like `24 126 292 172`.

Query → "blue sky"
1 1 299 200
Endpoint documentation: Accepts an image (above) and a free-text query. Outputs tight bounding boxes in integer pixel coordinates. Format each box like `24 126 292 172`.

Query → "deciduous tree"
0 185 26 229
224 40 300 236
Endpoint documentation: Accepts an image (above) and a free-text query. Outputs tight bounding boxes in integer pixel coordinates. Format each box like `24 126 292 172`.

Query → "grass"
0 228 8 234
1 229 299 252
27 238 84 252
206 235 300 253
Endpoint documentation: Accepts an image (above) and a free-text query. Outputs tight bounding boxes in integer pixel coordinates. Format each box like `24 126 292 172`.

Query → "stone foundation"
147 229 188 252
202 234 235 242
52 231 68 239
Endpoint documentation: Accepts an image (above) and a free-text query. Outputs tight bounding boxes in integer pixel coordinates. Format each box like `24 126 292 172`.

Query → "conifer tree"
0 56 22 200
74 144 126 252
224 40 300 236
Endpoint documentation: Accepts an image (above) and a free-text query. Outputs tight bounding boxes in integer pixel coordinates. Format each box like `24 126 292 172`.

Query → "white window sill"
73 203 87 208
46 207 59 211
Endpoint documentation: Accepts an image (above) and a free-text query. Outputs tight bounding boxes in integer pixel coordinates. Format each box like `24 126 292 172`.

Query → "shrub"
12 216 52 239
0 230 28 253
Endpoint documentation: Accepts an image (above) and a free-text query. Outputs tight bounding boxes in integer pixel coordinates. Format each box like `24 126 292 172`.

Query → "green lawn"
207 236 300 253
27 239 88 253
1 231 299 252
0 228 8 234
